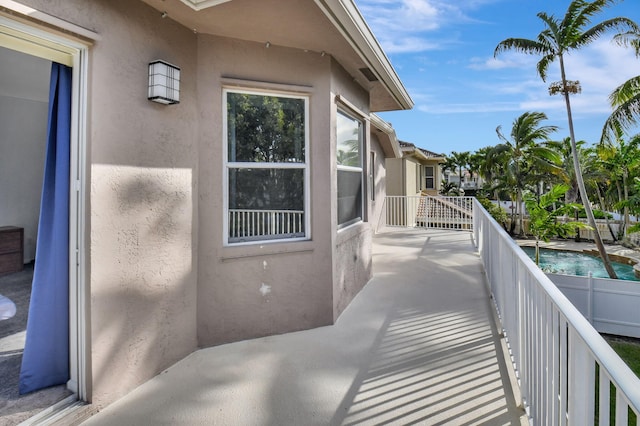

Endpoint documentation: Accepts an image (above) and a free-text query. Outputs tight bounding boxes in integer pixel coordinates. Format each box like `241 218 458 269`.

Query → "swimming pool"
521 246 639 281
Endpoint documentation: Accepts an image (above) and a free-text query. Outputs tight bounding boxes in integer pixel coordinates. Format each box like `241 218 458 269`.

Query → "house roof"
138 0 413 112
399 141 445 162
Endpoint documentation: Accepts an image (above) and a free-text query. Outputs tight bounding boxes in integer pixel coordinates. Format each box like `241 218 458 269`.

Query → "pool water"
521 246 639 281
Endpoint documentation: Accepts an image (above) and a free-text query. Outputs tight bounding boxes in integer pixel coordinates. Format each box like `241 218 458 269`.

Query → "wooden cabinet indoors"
0 226 24 275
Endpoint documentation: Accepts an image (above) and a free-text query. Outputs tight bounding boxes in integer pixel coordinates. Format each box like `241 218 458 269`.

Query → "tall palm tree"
450 151 471 193
495 0 638 278
494 111 560 235
602 29 640 140
597 135 640 235
477 145 510 200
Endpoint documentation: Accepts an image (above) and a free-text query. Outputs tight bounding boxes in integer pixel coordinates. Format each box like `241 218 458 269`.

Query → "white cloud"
457 39 640 120
381 37 441 54
468 52 537 70
356 0 497 53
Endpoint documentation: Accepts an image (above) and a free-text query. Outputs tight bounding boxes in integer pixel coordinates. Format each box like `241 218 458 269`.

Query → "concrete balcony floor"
83 228 526 425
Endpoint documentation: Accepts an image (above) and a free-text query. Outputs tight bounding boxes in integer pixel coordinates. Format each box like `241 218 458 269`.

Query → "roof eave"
313 0 413 111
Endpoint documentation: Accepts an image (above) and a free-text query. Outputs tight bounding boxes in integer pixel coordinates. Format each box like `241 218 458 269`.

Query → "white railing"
385 195 473 230
229 209 304 241
473 198 640 425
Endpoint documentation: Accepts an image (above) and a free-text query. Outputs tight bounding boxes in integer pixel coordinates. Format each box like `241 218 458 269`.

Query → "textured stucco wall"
196 35 335 346
13 0 383 410
20 0 200 406
90 2 199 406
330 60 373 321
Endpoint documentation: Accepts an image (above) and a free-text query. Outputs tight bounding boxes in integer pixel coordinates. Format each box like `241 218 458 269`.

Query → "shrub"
477 197 508 226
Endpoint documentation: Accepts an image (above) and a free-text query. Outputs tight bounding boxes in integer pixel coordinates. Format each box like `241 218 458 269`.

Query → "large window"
425 165 435 190
337 110 363 227
224 89 309 244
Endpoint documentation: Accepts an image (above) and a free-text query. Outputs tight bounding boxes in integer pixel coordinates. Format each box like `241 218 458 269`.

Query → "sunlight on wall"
89 164 197 403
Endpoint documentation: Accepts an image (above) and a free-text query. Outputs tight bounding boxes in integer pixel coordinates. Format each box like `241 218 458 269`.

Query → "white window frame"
336 109 364 228
222 87 310 246
425 165 435 190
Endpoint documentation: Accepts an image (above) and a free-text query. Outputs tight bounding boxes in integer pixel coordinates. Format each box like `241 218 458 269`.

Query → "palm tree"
494 111 560 236
450 151 471 193
477 145 510 200
597 135 640 235
602 29 640 141
545 137 587 203
495 0 638 278
524 184 590 265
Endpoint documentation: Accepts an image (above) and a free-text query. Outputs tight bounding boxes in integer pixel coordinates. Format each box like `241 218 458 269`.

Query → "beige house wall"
17 0 201 406
369 134 388 231
10 0 401 412
405 157 421 196
330 59 373 321
386 156 443 197
196 34 335 346
385 158 404 196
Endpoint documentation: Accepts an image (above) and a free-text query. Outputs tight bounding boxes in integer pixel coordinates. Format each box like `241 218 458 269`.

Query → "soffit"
139 0 412 112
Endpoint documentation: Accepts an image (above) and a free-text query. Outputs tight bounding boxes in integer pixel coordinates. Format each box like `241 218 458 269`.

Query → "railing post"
587 271 593 325
568 325 595 425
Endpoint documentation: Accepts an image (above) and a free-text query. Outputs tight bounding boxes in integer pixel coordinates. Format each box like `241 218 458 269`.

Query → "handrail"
473 198 640 424
385 196 473 230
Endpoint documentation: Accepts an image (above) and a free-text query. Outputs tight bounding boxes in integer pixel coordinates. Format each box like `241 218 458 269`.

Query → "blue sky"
354 0 640 155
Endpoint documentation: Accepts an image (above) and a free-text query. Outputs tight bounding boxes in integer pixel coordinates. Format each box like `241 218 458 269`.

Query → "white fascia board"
370 113 401 158
314 0 413 111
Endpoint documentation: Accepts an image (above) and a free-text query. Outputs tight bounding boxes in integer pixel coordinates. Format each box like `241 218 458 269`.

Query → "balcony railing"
473 198 640 424
228 209 304 242
385 195 473 230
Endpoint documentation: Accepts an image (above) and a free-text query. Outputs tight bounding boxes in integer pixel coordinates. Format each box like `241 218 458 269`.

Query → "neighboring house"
446 169 484 193
0 0 411 419
386 141 445 196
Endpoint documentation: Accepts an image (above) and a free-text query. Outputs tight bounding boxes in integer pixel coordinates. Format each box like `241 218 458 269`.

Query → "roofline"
370 114 402 158
313 0 414 111
400 143 445 162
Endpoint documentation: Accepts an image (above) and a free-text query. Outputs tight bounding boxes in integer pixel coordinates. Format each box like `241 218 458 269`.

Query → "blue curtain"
19 62 72 394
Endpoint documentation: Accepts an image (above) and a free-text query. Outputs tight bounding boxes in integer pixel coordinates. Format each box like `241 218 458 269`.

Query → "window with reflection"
225 89 308 243
336 110 363 227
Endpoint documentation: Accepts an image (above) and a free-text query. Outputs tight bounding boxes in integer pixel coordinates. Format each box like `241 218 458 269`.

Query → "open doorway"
0 45 73 425
0 12 89 424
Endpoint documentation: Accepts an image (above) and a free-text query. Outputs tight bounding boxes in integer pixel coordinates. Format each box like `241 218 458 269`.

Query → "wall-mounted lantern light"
148 60 180 105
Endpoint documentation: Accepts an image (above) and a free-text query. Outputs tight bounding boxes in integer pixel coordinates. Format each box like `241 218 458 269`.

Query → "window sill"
336 221 369 244
220 239 315 261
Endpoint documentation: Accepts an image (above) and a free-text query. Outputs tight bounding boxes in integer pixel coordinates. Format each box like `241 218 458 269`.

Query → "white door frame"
0 6 94 401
